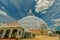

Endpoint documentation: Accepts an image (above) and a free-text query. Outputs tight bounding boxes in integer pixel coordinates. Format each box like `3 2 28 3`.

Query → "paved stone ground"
22 36 58 40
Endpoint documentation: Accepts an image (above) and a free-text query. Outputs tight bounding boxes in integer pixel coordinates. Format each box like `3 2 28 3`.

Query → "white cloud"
35 0 38 2
35 0 55 13
42 11 47 14
0 10 17 22
55 19 60 22
0 10 7 15
51 19 60 24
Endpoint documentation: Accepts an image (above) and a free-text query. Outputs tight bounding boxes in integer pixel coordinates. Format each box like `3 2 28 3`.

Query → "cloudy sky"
0 0 60 28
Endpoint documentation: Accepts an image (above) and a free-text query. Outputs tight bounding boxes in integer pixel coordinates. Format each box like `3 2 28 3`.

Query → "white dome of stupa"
18 9 49 30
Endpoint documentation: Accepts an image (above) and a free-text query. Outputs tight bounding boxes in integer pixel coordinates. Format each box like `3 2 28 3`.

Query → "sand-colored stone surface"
22 36 58 40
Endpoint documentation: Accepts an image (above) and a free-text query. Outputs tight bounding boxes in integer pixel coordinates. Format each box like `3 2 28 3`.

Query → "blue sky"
0 0 60 28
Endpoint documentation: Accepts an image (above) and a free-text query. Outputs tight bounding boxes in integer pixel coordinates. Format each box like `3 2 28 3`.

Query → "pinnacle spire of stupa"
28 9 34 16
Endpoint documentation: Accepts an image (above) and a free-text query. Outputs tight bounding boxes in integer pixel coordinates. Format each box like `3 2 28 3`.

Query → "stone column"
1 30 6 38
20 29 23 38
9 29 13 38
16 29 19 38
16 29 22 38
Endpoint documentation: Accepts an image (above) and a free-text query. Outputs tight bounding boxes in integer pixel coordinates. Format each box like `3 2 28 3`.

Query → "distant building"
0 22 25 38
0 22 35 39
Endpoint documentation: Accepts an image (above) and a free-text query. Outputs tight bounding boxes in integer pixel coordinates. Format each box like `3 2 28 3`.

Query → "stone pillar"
1 30 6 38
16 29 22 38
9 29 13 38
16 29 19 38
20 29 23 38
